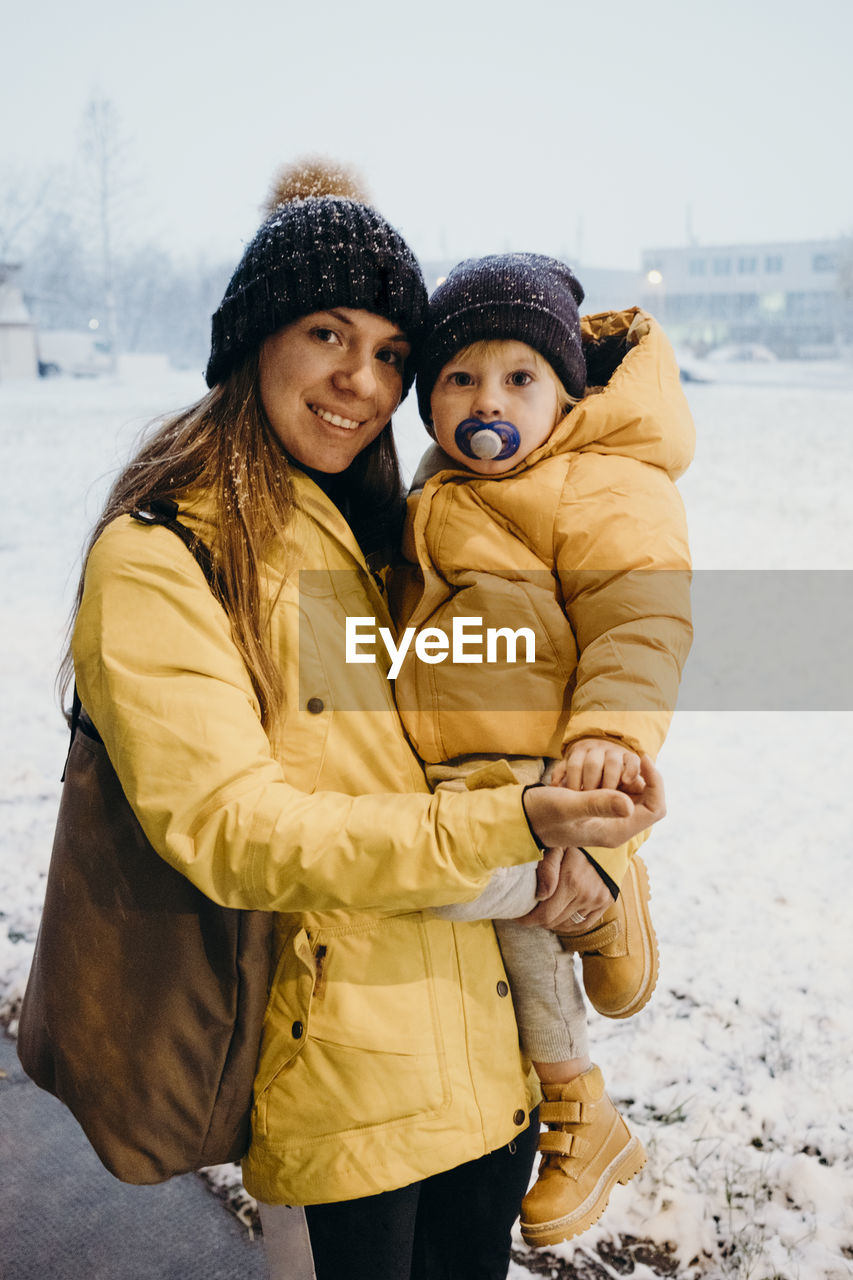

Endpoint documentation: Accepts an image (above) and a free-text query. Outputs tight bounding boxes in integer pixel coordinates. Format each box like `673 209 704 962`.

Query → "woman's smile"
307 403 363 431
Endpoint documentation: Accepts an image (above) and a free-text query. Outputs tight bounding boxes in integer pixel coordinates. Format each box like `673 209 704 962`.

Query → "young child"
393 254 693 1247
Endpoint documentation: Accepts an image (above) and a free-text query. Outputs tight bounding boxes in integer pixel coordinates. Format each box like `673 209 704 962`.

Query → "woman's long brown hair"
59 354 405 736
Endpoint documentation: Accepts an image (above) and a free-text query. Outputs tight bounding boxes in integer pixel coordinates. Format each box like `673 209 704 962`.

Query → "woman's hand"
523 755 665 851
534 846 565 900
516 846 613 930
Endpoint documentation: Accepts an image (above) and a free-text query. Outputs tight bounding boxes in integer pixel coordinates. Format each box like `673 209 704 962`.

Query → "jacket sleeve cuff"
580 830 650 890
462 783 543 870
580 847 620 899
521 783 548 851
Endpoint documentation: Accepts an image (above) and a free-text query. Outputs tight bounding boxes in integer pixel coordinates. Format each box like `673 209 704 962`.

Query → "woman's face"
258 308 411 473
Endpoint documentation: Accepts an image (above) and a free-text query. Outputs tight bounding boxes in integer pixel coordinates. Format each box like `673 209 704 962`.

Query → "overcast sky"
4 0 852 272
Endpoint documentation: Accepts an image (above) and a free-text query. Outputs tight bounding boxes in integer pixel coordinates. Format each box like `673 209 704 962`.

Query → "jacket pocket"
254 915 451 1144
253 927 317 1120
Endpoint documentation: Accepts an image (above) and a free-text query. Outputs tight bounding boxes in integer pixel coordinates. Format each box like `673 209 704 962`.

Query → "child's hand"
523 756 665 851
553 738 643 793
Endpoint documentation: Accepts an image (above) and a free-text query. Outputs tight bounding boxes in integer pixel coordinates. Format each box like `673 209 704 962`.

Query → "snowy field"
2 359 852 1279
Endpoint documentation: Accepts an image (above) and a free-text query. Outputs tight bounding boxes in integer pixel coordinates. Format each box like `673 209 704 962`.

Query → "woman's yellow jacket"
72 471 541 1205
395 309 694 885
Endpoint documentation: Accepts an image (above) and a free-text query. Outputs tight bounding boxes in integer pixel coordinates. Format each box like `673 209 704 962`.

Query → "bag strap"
130 496 220 591
64 497 220 777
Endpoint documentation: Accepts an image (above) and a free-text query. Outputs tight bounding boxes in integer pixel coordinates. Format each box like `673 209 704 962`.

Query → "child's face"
430 340 563 475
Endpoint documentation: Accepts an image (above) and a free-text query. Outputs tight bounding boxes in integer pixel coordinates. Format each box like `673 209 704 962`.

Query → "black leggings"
305 1111 539 1280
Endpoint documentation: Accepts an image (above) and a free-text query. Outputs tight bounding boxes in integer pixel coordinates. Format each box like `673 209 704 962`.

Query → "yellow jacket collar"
175 469 371 574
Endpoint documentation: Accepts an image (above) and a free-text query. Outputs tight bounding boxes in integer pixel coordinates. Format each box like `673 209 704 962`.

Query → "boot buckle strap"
569 920 622 954
538 1130 592 1176
539 1100 583 1125
538 1130 577 1158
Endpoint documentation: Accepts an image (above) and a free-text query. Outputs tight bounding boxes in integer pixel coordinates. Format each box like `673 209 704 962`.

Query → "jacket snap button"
497 981 509 997
306 698 324 715
513 1109 526 1126
292 1021 304 1039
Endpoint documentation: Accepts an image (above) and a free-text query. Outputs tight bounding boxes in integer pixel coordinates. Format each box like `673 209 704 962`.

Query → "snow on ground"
2 359 852 1278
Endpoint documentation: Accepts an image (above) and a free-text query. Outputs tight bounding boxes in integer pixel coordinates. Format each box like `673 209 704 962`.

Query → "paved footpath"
0 1033 268 1280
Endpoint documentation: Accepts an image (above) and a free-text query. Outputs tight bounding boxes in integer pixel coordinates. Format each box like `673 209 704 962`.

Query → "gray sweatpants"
493 920 589 1063
428 755 589 1064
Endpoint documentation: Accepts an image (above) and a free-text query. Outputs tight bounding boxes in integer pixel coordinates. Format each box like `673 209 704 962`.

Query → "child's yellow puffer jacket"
72 471 541 1206
395 309 694 883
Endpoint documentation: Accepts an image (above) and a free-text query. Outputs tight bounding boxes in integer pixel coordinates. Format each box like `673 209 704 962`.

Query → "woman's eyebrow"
324 309 409 345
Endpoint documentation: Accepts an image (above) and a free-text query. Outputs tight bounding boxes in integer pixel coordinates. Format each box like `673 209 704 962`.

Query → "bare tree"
5 112 229 370
0 166 58 263
79 98 135 371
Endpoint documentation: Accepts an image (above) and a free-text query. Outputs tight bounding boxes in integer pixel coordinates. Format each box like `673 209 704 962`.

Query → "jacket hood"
538 308 695 479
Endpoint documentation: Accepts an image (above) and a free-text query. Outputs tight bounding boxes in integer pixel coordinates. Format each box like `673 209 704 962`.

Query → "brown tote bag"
17 501 275 1183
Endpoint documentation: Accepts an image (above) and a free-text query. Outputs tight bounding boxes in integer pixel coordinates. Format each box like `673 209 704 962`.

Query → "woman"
66 163 664 1279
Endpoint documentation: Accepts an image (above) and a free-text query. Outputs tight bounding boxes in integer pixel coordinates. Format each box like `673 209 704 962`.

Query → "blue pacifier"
454 418 521 462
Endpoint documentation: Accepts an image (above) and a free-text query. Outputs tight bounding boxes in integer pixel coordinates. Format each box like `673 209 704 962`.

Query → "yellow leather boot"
559 854 659 1019
521 1065 646 1247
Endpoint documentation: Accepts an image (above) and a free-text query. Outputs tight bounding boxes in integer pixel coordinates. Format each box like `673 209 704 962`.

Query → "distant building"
640 238 853 355
571 265 648 316
0 263 38 381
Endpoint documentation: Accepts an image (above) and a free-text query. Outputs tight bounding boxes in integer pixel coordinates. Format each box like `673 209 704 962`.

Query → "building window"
712 258 732 275
737 256 757 274
812 253 838 272
765 255 783 273
689 258 706 276
670 294 702 319
788 290 838 319
735 293 759 316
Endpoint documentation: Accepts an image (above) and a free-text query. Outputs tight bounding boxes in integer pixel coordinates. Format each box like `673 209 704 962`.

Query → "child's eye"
449 371 473 387
508 371 533 387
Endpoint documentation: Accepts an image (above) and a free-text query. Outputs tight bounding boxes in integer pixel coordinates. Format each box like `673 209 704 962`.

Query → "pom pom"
263 156 370 214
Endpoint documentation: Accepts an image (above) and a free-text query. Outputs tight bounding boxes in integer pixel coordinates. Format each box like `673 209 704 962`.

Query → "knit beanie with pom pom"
205 158 428 392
